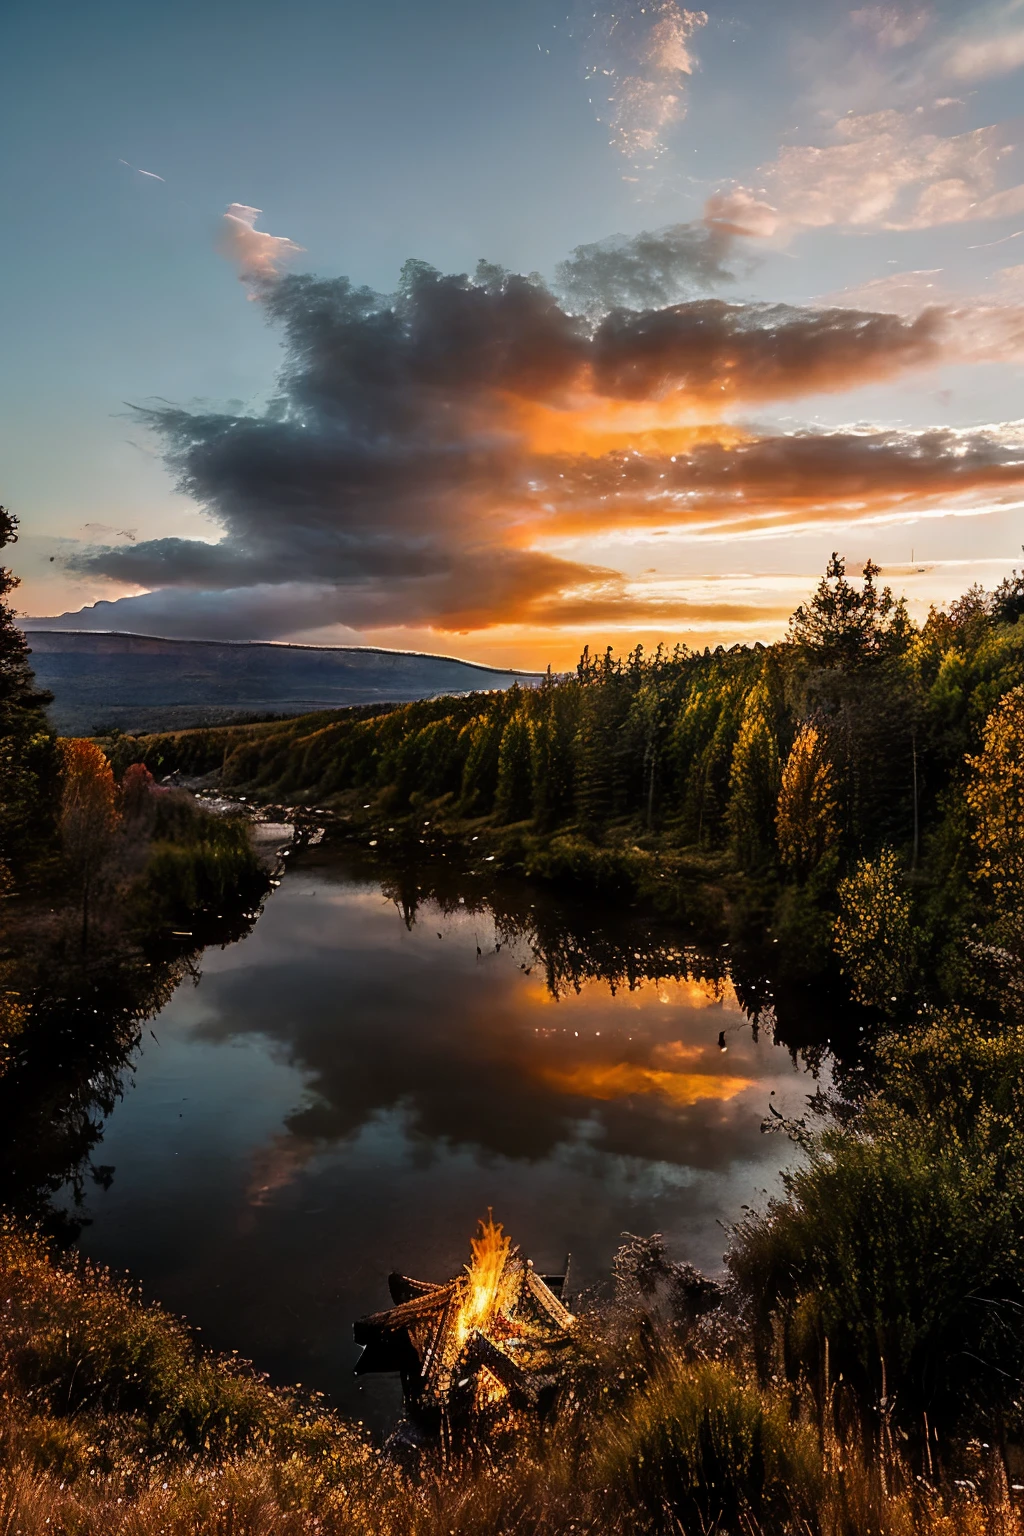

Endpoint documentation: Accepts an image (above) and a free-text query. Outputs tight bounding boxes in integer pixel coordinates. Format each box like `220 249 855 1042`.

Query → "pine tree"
0 507 51 726
574 685 616 833
0 507 55 890
459 715 505 813
530 685 578 830
789 553 912 669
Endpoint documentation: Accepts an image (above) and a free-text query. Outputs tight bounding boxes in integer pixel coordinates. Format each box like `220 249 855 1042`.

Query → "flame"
456 1212 513 1347
474 1366 509 1409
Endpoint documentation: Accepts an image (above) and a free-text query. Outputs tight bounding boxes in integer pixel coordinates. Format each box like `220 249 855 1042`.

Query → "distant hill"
23 630 545 736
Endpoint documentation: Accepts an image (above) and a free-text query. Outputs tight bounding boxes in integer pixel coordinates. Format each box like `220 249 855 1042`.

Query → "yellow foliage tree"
58 738 120 945
776 724 840 879
726 680 780 870
965 683 1024 904
0 959 27 1076
833 847 917 1011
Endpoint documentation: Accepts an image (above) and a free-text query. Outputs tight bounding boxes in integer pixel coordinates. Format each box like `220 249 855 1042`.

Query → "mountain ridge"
24 629 546 735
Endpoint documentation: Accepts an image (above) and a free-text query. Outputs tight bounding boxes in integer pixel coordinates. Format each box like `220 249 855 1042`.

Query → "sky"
6 0 1024 670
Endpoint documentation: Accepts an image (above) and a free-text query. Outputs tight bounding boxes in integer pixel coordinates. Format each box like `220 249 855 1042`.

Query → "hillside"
22 629 544 735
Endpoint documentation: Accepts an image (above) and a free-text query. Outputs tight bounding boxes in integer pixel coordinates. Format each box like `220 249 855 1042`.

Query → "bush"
729 1013 1024 1442
596 1358 823 1531
131 810 264 925
522 834 649 897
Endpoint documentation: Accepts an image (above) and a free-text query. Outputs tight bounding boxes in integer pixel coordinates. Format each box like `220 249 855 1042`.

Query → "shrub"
729 1014 1024 1442
131 810 264 926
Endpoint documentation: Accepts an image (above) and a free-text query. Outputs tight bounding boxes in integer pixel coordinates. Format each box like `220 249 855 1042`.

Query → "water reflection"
42 848 825 1425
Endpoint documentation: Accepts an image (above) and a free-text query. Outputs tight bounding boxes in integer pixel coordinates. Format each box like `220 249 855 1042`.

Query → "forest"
6 545 1024 1531
108 553 1024 1020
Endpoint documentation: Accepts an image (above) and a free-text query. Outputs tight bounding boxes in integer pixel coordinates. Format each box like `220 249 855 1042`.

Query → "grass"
0 1217 1022 1535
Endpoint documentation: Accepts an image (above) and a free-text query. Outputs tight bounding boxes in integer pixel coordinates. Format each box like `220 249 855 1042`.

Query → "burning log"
354 1214 574 1436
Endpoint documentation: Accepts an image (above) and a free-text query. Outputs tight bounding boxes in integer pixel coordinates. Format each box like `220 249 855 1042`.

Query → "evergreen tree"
627 681 664 830
495 712 533 822
993 569 1024 626
0 508 50 725
789 554 912 669
574 682 618 833
459 715 505 813
0 507 55 890
668 663 751 847
530 685 578 830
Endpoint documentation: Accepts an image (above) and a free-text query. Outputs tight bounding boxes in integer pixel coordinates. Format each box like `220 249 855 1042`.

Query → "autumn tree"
833 848 918 1011
965 684 1024 913
120 761 160 825
776 723 840 879
726 678 781 870
59 739 120 945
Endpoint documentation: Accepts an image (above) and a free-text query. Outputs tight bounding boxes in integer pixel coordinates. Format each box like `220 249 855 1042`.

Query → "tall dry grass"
0 1217 1020 1536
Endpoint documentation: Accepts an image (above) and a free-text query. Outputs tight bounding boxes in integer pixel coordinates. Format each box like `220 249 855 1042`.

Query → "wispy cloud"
822 265 1024 366
706 108 1024 237
117 158 166 182
577 1 707 170
941 0 1024 82
216 203 305 291
849 6 931 51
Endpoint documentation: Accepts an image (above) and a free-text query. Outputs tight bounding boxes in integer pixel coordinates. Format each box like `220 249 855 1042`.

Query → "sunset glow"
11 0 1024 666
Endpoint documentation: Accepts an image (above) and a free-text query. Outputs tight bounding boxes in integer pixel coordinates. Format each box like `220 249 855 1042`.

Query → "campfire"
354 1215 575 1432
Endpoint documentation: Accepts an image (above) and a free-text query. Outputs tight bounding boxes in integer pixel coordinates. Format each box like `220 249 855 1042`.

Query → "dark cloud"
542 424 1024 535
588 301 943 403
52 251 1024 641
554 223 735 314
26 585 359 642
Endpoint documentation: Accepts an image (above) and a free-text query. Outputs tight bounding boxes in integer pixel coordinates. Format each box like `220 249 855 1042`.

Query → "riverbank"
5 780 1024 1529
3 998 1023 1536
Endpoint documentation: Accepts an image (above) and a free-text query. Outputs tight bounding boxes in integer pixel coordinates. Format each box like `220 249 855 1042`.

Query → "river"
53 844 820 1428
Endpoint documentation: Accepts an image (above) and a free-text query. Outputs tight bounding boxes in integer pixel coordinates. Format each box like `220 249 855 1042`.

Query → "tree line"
110 553 1024 1009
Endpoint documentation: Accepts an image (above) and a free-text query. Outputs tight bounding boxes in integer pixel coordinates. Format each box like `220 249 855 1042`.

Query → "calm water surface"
59 849 816 1424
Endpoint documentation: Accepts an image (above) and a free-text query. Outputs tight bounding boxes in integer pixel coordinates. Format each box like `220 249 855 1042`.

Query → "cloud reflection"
189 863 803 1178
